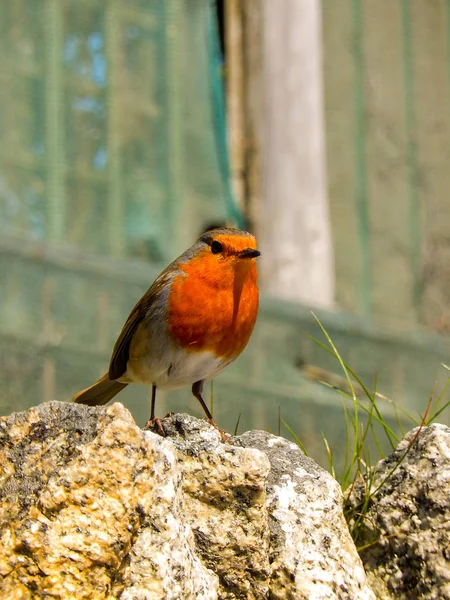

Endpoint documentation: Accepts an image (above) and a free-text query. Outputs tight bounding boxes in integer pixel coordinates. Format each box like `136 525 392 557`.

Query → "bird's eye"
211 240 223 254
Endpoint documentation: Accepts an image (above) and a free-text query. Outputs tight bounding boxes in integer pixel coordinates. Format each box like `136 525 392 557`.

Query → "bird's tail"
72 373 128 406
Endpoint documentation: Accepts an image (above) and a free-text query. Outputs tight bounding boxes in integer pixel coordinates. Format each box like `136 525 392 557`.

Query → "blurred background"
1 0 449 467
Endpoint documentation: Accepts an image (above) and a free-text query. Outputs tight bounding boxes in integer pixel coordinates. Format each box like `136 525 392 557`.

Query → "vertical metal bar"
352 0 371 319
45 0 65 242
165 0 187 253
41 276 55 401
97 290 109 352
106 0 125 256
208 0 244 229
401 0 421 321
43 357 56 402
446 1 450 111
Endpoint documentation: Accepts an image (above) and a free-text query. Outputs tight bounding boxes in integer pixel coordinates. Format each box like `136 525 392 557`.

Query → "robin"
73 227 260 437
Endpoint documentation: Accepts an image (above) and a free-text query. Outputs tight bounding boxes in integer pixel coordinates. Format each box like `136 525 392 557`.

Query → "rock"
0 402 218 599
235 431 374 600
159 415 271 599
346 423 450 600
0 402 373 599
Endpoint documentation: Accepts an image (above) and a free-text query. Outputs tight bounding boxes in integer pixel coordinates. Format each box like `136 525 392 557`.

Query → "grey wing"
108 269 175 380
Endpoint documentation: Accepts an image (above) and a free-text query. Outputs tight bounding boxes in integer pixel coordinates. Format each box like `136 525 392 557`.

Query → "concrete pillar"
259 0 334 307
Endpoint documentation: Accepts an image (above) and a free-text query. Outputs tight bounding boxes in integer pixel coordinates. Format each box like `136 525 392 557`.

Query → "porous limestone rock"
0 402 374 599
159 416 271 599
235 431 375 600
347 423 450 600
0 402 219 599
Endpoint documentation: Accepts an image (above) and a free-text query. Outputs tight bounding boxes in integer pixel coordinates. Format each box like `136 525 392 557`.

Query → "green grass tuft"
291 313 450 549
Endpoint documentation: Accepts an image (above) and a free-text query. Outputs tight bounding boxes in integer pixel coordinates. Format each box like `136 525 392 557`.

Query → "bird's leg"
191 380 230 443
144 385 166 435
151 383 157 420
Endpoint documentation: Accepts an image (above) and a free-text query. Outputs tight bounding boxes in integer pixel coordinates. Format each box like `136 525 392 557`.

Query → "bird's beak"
238 248 261 259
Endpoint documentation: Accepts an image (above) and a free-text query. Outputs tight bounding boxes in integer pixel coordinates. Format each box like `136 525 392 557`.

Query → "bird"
73 227 260 437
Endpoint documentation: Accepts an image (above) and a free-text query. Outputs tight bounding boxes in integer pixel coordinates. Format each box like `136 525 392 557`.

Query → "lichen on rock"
0 402 217 599
235 431 374 600
347 423 450 600
0 401 375 599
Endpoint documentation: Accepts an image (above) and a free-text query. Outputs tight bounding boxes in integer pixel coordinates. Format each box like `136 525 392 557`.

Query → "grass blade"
234 412 242 436
321 433 335 479
281 419 309 456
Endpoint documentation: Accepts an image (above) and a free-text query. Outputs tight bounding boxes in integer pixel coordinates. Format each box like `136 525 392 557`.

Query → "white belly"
124 346 230 390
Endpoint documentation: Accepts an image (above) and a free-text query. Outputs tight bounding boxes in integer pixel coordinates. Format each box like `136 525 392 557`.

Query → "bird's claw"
206 418 232 444
144 417 167 436
144 414 232 444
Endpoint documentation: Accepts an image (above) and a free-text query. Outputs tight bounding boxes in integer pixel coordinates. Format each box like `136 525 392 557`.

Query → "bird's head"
176 228 260 290
198 227 260 263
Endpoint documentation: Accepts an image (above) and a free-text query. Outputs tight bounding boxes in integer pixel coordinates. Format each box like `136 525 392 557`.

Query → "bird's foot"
206 418 232 444
144 414 231 444
144 417 166 436
143 413 176 436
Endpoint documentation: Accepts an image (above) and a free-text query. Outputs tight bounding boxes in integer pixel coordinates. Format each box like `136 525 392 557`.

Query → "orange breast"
167 254 259 361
